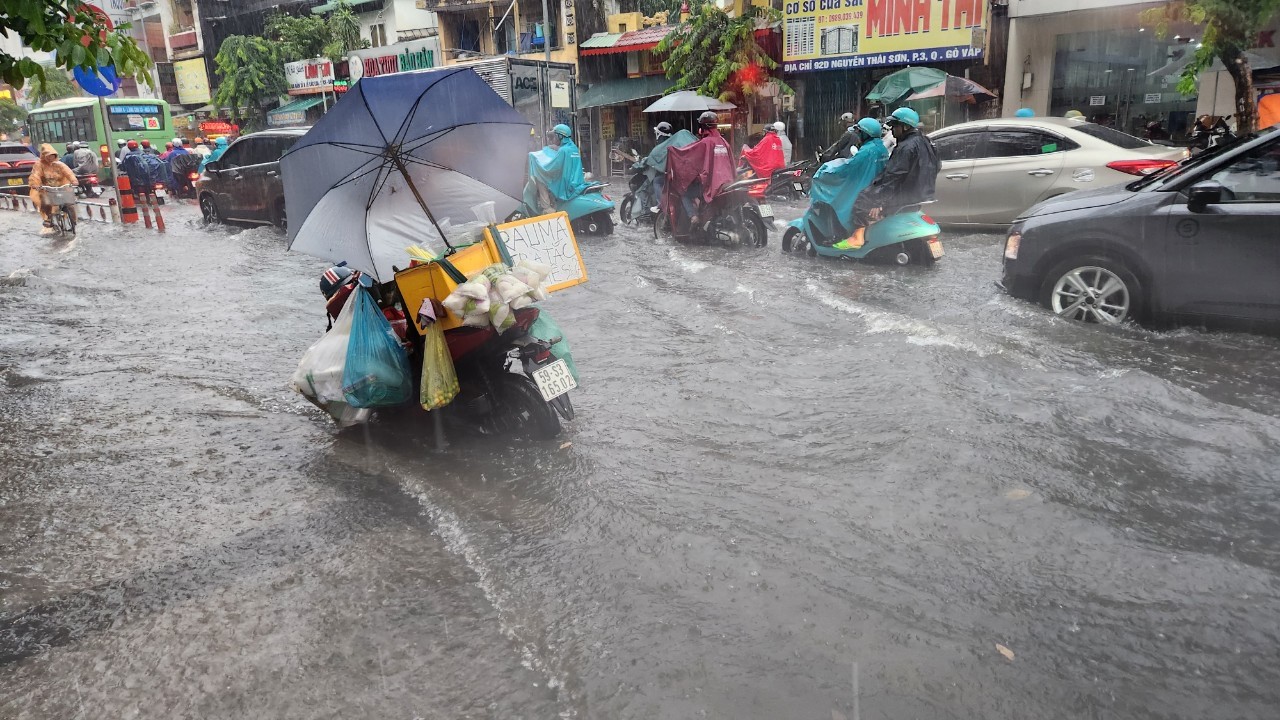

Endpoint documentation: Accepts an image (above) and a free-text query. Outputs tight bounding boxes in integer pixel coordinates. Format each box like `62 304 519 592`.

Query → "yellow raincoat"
28 143 77 219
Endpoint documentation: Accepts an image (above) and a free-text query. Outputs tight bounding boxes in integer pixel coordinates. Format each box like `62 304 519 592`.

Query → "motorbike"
318 267 575 439
512 179 616 236
73 173 101 198
737 155 818 201
782 201 944 265
618 151 660 226
655 176 772 248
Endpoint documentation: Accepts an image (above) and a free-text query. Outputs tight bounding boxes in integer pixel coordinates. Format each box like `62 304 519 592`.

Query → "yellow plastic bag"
420 322 459 410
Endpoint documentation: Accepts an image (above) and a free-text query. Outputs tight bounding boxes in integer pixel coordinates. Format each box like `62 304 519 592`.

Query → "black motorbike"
761 155 818 200
618 151 660 226
655 176 771 248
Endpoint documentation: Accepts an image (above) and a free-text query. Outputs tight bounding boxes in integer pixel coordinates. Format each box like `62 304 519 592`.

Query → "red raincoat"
666 129 736 206
740 130 784 180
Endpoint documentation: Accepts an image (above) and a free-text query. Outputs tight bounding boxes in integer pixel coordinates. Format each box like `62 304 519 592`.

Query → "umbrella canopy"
910 75 996 104
643 90 736 113
283 67 533 281
865 66 949 104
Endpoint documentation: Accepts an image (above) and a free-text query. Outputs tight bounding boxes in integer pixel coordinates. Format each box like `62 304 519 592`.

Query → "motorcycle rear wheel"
483 373 561 439
619 196 635 224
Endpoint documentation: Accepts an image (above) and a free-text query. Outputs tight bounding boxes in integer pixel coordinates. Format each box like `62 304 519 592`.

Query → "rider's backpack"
135 152 163 182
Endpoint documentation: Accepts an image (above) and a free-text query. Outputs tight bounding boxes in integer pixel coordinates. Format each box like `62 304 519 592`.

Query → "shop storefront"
1004 0 1203 136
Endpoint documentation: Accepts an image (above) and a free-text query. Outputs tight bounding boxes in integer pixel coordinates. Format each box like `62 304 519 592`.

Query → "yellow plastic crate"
394 238 504 333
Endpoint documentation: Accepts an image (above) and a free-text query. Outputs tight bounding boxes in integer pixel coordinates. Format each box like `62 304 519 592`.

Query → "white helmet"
840 112 855 123
772 122 785 134
173 137 184 146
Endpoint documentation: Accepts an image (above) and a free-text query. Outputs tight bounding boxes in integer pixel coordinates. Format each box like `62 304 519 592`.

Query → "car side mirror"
205 161 221 173
1187 180 1223 213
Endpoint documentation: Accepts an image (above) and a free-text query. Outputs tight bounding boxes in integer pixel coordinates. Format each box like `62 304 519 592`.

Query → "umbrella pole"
389 152 455 252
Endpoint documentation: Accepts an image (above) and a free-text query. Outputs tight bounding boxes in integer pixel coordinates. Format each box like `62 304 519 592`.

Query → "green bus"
27 97 175 162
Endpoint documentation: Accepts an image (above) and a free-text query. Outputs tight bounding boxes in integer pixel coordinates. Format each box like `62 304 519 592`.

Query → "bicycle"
40 185 78 237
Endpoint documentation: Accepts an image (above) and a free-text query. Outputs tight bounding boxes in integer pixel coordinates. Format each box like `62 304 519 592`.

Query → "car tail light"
14 159 34 167
188 172 200 180
920 214 936 225
0 161 9 169
1005 231 1021 260
1106 159 1177 176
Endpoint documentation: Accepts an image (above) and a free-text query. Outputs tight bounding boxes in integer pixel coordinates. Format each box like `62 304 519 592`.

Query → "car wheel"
1040 256 1143 326
200 194 222 224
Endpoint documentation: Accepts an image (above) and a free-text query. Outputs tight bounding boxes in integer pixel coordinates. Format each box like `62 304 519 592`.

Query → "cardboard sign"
484 212 588 293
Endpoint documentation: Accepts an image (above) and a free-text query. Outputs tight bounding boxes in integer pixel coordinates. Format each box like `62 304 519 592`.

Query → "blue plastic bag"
342 287 412 408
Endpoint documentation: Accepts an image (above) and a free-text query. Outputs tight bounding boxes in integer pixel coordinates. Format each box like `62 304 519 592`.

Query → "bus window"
107 104 166 133
27 108 93 145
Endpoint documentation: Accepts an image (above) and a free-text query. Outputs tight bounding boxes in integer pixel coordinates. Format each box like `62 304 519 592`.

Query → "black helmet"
697 111 719 128
655 121 673 137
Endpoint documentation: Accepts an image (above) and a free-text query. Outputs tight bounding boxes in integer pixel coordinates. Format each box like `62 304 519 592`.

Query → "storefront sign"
199 120 239 136
349 41 437 81
285 58 335 95
174 57 211 104
783 0 987 72
1089 95 1106 106
1144 93 1162 104
268 110 308 127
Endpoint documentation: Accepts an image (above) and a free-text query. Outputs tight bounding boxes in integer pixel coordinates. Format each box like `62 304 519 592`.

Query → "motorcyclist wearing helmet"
819 112 859 164
773 121 793 164
664 111 736 230
523 123 588 213
804 118 889 249
636 121 696 215
71 141 101 197
739 122 784 185
845 107 939 248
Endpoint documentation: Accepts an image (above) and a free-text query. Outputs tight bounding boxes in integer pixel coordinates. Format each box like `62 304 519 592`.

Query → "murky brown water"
3 202 1279 719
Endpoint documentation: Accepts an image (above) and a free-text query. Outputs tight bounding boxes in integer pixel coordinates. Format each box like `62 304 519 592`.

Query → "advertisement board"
285 59 335 95
783 0 986 73
174 57 211 104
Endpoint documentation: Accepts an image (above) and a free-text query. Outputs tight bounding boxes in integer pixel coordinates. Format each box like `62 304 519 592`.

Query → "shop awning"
311 0 381 13
578 75 672 109
267 96 325 126
580 25 675 56
580 32 623 51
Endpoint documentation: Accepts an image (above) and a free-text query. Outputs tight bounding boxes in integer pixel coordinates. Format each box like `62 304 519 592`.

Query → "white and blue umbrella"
283 67 533 281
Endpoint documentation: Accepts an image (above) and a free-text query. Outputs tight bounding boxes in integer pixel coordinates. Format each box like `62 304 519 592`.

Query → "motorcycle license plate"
155 188 167 198
532 359 577 402
757 203 774 219
928 238 945 259
7 178 21 186
792 182 804 191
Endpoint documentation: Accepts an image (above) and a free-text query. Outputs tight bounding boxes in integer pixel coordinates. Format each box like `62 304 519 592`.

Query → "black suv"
197 128 307 228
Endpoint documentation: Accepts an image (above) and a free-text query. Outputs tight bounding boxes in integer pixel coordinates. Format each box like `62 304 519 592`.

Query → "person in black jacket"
845 107 939 248
819 112 859 164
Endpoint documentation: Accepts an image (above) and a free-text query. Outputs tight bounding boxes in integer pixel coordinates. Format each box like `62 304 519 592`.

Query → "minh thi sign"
784 0 986 73
285 58 335 95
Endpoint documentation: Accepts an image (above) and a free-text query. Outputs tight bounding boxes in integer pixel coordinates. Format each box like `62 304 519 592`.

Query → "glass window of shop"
1050 28 1198 141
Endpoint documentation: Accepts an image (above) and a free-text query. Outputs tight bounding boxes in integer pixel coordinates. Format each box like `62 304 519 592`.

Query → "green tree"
265 11 332 62
1143 0 1280 133
212 35 287 130
0 99 26 133
654 3 789 101
29 66 79 106
323 2 367 61
0 0 153 91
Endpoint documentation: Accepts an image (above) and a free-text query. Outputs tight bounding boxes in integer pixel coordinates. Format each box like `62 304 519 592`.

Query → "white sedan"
928 117 1187 226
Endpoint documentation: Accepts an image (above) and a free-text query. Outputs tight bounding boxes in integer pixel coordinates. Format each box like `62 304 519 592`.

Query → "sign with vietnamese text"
1090 95 1106 106
199 120 239 137
349 41 437 81
783 0 986 73
1144 93 1162 104
284 58 335 95
174 57 211 104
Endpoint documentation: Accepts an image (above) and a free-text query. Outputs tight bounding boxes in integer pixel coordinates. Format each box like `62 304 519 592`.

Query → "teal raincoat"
802 137 889 240
523 138 587 211
641 129 697 177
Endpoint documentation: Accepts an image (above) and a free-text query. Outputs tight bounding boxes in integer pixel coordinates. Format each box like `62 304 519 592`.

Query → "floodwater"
2 201 1279 719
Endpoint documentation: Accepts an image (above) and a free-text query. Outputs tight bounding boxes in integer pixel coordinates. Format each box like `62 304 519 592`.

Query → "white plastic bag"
292 292 370 426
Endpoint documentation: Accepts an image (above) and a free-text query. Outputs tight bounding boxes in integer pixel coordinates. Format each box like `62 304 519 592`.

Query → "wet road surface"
2 201 1279 719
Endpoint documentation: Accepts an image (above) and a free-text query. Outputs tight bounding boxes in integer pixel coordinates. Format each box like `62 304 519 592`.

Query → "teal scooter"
511 180 617 236
782 201 944 265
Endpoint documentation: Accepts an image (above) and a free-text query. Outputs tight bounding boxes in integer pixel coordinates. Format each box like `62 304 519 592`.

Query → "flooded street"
3 201 1279 719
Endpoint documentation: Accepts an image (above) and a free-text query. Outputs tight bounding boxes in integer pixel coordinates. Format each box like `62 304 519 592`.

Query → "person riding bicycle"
636 121 696 216
819 112 860 164
523 123 587 213
28 144 77 235
843 108 940 249
664 111 735 231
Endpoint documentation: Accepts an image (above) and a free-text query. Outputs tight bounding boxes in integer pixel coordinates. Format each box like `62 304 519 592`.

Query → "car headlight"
1004 229 1021 260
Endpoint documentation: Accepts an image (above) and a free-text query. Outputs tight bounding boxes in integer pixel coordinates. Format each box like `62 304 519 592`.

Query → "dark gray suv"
197 128 308 229
1000 124 1280 334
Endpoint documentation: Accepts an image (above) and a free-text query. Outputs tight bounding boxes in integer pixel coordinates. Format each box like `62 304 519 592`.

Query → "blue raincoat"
801 138 889 241
641 129 697 176
200 137 229 171
523 138 587 211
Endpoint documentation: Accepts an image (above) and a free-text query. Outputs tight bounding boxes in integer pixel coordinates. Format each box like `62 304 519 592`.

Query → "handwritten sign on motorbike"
485 212 588 293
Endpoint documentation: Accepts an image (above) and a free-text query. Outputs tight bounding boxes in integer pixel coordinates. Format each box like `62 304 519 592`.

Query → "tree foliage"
0 99 27 132
324 2 367 62
267 1 368 64
30 66 80 106
212 35 287 128
1142 0 1280 133
0 0 153 91
655 3 789 101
